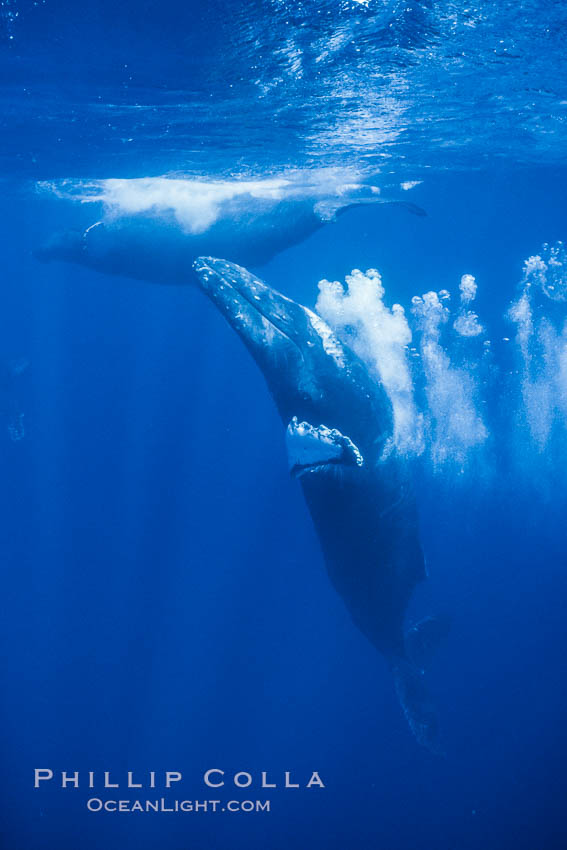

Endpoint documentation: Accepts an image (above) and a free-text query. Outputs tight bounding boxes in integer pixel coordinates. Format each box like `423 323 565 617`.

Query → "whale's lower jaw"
286 416 364 479
291 457 350 479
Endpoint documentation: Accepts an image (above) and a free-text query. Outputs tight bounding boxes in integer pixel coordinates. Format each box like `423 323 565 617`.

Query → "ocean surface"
1 2 567 849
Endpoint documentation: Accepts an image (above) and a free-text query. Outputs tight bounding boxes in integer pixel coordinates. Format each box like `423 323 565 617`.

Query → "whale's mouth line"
290 456 347 479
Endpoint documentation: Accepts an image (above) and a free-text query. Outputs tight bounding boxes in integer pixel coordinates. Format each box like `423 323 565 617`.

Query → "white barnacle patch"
305 309 346 370
286 416 363 478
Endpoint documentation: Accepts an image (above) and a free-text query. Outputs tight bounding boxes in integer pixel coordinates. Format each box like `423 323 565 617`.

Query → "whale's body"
35 182 425 284
35 191 445 749
192 257 446 752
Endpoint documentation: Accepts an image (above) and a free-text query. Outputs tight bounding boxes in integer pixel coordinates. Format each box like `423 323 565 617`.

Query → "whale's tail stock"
392 615 451 754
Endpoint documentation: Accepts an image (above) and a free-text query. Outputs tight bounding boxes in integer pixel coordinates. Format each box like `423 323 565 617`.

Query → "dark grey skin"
193 257 447 752
35 194 425 284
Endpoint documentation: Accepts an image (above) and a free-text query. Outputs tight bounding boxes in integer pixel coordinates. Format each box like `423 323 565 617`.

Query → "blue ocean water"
1 2 567 849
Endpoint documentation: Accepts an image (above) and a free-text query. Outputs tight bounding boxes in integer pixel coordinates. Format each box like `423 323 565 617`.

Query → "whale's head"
193 257 392 478
34 229 85 265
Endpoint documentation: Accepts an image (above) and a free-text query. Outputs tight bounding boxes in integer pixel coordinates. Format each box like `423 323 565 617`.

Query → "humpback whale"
192 257 447 752
35 177 425 284
34 184 444 748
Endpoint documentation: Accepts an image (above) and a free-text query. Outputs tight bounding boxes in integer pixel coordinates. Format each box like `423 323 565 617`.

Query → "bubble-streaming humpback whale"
35 178 425 284
192 257 447 752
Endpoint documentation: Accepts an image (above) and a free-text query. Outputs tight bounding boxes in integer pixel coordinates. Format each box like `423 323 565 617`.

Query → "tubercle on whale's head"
192 256 392 458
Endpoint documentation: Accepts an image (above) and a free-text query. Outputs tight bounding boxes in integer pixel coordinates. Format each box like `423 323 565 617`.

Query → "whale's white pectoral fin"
313 197 427 223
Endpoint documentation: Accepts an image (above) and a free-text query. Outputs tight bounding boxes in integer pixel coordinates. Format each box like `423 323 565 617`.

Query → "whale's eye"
285 416 363 479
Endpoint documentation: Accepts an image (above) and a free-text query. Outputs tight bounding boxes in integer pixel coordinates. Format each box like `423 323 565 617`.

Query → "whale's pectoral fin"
314 197 427 222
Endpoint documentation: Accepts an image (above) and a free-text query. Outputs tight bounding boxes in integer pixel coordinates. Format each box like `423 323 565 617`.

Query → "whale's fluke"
391 615 450 753
393 659 443 754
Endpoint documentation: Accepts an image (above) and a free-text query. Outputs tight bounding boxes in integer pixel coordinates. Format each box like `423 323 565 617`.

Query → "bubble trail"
315 241 567 483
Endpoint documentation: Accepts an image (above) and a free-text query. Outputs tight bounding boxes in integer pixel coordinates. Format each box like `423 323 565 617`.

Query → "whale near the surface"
35 175 425 283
